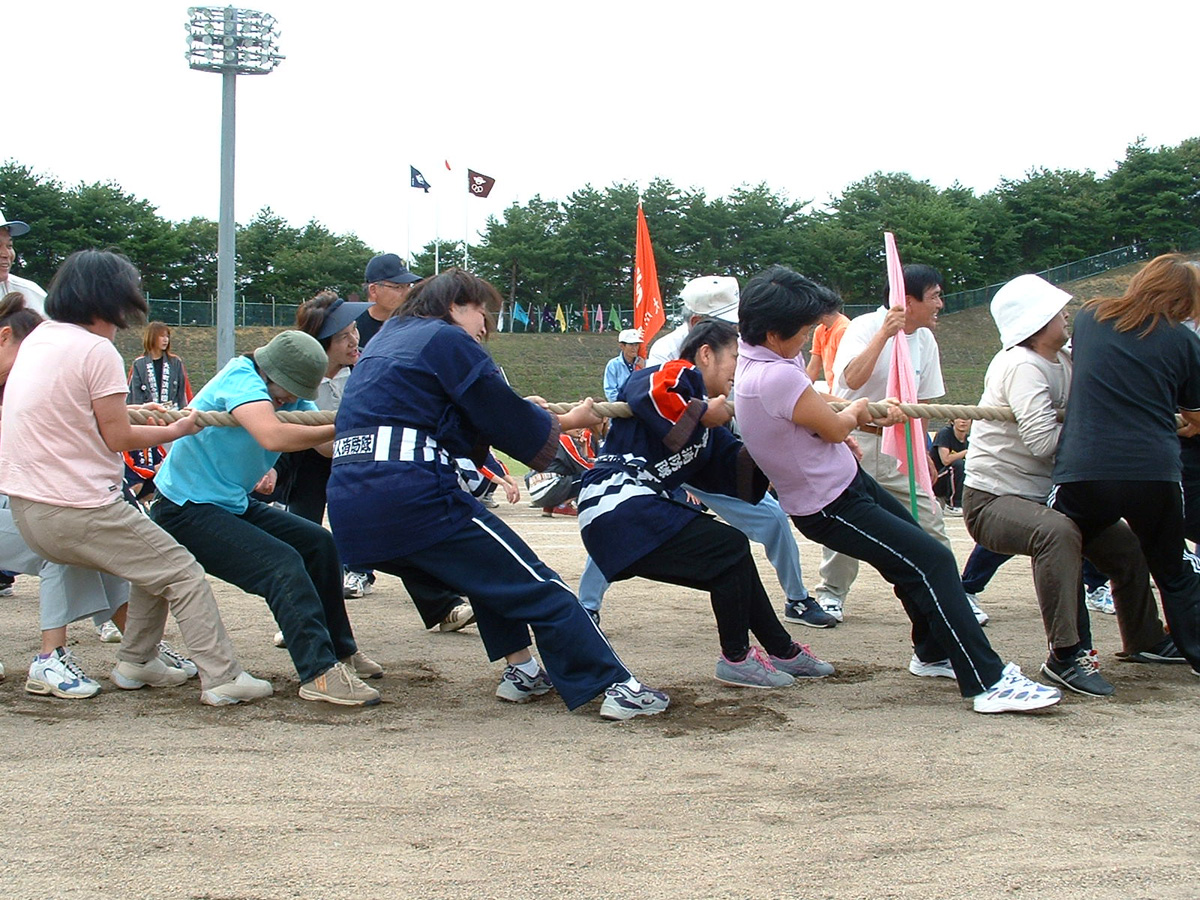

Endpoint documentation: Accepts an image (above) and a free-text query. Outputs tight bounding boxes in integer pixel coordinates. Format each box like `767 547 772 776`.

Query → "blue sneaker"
599 681 669 720
495 665 554 703
25 647 101 699
715 647 795 688
770 643 834 678
783 597 837 628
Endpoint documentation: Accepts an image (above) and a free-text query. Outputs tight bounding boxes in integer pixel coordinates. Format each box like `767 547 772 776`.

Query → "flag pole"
904 420 919 521
463 172 470 272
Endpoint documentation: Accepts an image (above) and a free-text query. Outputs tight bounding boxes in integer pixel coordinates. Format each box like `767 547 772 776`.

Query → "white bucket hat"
990 274 1071 350
618 328 643 344
680 276 739 322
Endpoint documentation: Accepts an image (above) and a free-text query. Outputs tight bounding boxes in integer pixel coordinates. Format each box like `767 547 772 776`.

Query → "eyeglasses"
376 281 408 291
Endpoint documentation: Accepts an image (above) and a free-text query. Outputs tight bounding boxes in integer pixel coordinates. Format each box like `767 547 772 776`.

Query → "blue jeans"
364 510 630 710
578 489 807 611
151 496 356 682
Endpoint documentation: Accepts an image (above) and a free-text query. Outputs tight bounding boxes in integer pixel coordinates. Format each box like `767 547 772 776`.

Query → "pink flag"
881 232 934 502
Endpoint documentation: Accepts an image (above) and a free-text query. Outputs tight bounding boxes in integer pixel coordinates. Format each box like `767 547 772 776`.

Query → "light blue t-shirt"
155 355 318 514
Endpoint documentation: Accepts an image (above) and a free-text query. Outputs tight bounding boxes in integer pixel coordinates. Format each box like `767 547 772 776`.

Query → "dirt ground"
1 503 1197 900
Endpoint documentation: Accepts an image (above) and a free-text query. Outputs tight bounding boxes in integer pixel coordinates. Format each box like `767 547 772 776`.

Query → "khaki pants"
815 430 952 604
10 497 242 690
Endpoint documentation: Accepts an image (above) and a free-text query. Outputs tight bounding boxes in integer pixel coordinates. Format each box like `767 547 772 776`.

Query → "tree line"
3 136 1199 313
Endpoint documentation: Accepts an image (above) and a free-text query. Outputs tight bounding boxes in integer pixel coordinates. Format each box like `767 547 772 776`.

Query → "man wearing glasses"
357 253 422 349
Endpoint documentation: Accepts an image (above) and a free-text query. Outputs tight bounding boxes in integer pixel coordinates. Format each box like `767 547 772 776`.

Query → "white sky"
6 1 1199 262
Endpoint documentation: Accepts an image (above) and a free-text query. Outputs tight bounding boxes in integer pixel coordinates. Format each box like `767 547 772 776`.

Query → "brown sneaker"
438 602 476 632
341 650 384 680
298 662 381 706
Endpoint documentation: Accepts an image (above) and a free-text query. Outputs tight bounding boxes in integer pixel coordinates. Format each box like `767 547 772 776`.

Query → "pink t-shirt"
735 339 857 516
0 321 129 507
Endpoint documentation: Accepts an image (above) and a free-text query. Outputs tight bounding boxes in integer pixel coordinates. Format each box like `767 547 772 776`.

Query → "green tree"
1107 138 1198 249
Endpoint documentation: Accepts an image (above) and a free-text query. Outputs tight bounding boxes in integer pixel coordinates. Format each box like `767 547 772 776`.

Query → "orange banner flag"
633 203 665 357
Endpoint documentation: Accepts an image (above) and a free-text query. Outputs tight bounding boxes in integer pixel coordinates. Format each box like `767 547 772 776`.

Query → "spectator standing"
805 305 851 384
0 211 46 312
603 329 643 401
357 254 421 349
128 322 193 409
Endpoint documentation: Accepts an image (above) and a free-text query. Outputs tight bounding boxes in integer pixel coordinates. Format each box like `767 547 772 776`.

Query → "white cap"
680 275 739 322
990 274 1072 350
618 328 643 344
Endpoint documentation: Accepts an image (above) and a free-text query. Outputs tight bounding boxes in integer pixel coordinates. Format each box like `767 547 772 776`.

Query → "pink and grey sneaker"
715 646 795 688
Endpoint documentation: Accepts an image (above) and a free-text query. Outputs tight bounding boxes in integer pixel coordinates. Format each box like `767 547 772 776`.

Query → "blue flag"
411 166 431 192
513 301 529 326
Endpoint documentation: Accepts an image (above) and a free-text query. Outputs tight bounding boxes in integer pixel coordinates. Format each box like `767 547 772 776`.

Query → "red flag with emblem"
633 203 664 357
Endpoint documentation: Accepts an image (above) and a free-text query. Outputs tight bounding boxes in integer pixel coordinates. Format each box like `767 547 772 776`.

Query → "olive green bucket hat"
253 331 326 401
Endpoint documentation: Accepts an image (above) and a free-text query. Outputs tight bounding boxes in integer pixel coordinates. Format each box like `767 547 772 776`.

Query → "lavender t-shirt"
735 340 857 516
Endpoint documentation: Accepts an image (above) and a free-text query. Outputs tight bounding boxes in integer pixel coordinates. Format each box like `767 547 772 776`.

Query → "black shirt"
1053 307 1200 483
356 308 390 350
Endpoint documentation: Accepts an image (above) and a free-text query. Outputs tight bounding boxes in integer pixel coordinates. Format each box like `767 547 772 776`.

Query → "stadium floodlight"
185 6 284 367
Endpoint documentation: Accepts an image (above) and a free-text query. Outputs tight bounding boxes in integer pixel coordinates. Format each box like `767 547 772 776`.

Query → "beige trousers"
10 497 242 690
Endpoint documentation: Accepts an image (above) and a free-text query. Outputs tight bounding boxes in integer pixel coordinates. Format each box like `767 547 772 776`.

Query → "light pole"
186 6 283 367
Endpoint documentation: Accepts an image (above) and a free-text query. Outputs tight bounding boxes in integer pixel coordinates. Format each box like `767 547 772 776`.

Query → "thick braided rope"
540 400 1021 422
125 401 1019 426
128 407 337 427
133 401 1191 428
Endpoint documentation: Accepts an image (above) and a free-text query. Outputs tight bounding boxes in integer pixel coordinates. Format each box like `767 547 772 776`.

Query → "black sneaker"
1040 648 1114 696
783 597 838 629
1115 637 1186 665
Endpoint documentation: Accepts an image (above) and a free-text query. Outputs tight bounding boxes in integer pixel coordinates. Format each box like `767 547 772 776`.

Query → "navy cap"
0 210 30 238
365 253 421 285
316 297 371 340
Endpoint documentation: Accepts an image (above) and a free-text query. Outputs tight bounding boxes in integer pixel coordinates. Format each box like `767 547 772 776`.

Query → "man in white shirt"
818 263 987 629
0 212 47 313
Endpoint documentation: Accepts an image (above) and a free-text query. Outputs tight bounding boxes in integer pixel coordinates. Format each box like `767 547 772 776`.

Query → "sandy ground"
1 502 1198 900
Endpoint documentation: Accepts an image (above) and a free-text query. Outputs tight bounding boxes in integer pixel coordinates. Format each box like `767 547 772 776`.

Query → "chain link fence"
941 230 1200 314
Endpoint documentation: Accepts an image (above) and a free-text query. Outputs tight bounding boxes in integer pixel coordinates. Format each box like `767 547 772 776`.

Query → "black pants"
616 515 793 661
1052 480 1200 670
793 468 1003 696
151 495 355 683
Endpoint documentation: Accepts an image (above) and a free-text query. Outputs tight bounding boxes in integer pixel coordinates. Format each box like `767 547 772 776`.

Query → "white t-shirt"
964 346 1071 503
0 321 129 507
0 273 47 314
646 322 689 367
830 306 945 402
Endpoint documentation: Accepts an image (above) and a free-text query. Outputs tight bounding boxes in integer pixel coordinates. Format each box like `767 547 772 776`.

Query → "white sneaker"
966 592 989 626
908 653 955 678
815 593 844 623
157 641 198 678
272 630 287 648
438 602 476 632
111 656 189 690
201 671 274 706
343 570 371 599
973 662 1062 714
1084 583 1116 616
0 659 5 681
96 620 122 643
26 648 101 699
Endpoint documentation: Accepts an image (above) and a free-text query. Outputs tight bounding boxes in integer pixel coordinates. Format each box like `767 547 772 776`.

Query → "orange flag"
633 203 665 358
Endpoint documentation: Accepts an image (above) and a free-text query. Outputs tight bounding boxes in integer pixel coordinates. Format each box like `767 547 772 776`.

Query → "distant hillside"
121 254 1198 415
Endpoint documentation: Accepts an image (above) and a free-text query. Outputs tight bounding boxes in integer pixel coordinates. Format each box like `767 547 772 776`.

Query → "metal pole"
216 65 237 368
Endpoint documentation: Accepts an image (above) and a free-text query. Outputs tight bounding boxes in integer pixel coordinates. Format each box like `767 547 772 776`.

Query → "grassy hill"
119 256 1190 419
